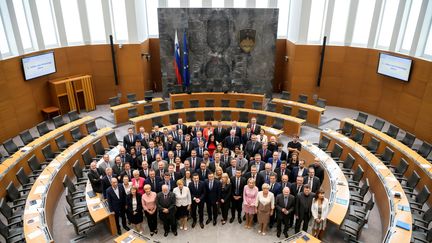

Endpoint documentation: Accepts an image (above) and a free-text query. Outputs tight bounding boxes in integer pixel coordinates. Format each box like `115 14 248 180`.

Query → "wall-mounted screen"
377 53 412 82
22 52 56 80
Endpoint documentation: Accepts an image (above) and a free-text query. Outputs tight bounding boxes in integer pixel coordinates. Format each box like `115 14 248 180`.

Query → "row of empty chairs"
109 90 154 107
127 101 169 119
281 91 326 108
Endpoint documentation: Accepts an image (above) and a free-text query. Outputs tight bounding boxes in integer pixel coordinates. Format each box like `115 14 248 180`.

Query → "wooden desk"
341 118 432 206
85 181 117 236
271 98 325 126
114 230 148 243
130 107 305 137
170 92 265 109
284 231 321 243
300 141 350 226
322 129 412 243
0 116 94 199
41 106 60 119
23 127 113 242
110 97 165 124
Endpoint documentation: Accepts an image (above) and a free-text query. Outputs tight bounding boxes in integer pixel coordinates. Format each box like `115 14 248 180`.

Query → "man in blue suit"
205 172 221 226
189 173 206 228
159 172 176 192
106 178 130 235
290 159 308 183
267 151 282 171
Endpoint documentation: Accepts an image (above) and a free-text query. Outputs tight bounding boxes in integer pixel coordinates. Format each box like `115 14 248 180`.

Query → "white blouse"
311 198 329 220
173 186 192 207
256 191 275 209
132 197 137 211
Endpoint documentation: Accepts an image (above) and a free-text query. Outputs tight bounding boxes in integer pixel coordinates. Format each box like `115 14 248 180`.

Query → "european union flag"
182 30 190 88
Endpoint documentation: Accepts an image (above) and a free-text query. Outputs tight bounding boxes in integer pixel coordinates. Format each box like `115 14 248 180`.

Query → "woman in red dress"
206 134 217 157
203 121 214 141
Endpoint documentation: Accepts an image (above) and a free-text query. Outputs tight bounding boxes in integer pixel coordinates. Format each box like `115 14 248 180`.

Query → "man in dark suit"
312 157 325 184
289 176 304 197
176 118 187 134
244 165 263 190
145 169 161 193
195 141 207 158
275 161 291 182
139 161 150 179
269 173 282 228
229 121 242 138
146 141 159 164
102 168 117 198
280 174 291 190
167 164 182 182
303 167 321 193
226 159 238 178
213 121 227 143
180 160 193 177
175 129 185 144
112 156 125 180
189 173 206 228
158 172 176 192
248 154 265 172
196 162 211 181
241 127 252 147
277 143 288 161
137 148 150 169
290 159 308 183
204 172 221 225
190 121 203 137
244 134 262 160
259 163 273 185
106 178 130 235
276 187 295 238
220 148 232 166
230 170 246 223
295 185 315 233
88 161 103 193
187 150 203 171
150 125 162 140
248 117 261 135
267 151 282 171
120 162 133 182
181 135 193 158
259 143 273 162
135 126 149 148
164 135 177 152
123 128 136 152
223 129 241 151
174 143 186 161
157 184 177 236
119 146 132 163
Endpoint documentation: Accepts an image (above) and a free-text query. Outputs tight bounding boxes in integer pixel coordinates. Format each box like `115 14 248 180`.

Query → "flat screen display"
377 53 412 82
22 52 56 80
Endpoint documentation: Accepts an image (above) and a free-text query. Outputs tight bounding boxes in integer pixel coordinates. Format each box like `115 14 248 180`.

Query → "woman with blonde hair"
219 173 232 225
243 178 259 229
215 167 223 181
173 179 192 230
141 184 158 235
311 189 329 239
256 183 275 235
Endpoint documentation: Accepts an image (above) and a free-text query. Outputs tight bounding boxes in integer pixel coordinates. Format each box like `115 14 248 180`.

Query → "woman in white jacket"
311 189 329 239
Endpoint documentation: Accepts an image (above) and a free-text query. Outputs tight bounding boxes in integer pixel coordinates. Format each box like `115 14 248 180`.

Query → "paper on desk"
27 216 40 224
27 229 43 239
34 185 46 194
38 174 50 179
87 198 101 204
420 164 431 169
20 146 32 152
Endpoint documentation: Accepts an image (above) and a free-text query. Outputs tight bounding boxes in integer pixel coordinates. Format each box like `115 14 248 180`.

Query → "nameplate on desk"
92 204 103 211
27 216 40 224
121 235 136 243
337 181 346 186
34 185 46 194
335 198 348 205
397 205 411 212
396 220 411 231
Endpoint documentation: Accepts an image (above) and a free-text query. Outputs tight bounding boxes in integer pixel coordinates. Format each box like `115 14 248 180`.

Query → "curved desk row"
110 97 165 124
300 141 350 226
341 118 432 206
0 116 94 199
322 129 412 243
169 92 265 109
130 107 305 137
23 127 113 242
271 98 325 126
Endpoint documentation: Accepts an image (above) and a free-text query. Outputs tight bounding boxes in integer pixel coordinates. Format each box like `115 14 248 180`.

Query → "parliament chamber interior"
1 0 432 243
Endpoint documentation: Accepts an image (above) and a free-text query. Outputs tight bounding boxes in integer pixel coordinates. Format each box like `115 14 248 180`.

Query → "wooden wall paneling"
273 39 286 92
141 39 152 91
116 44 145 102
149 38 162 92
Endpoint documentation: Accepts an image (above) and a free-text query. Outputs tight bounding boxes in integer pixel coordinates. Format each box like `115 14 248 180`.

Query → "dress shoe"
200 222 204 228
284 232 289 238
238 218 242 224
206 219 212 225
164 232 169 237
192 221 197 228
154 229 158 234
213 220 217 226
150 232 154 236
277 232 281 238
124 226 131 231
173 231 178 236
117 230 122 235
229 217 235 223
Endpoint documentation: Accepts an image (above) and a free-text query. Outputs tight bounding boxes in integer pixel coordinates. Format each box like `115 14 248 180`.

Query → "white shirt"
173 186 191 207
256 191 275 209
113 186 120 198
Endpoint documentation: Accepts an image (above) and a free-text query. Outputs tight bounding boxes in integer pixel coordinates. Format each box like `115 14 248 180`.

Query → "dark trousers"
145 211 158 232
206 201 218 220
159 212 177 233
191 201 204 223
220 201 230 220
295 214 311 233
230 198 243 218
277 214 291 234
114 210 127 232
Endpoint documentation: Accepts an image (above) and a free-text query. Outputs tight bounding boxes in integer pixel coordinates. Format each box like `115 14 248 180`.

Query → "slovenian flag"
182 30 190 88
174 30 182 85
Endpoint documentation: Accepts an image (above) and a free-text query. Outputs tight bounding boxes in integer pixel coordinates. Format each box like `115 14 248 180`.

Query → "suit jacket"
313 164 325 184
146 148 159 163
120 169 133 182
106 186 127 213
98 161 115 175
230 176 247 197
156 192 176 215
269 182 282 196
267 158 282 170
289 183 304 197
196 168 211 181
295 192 316 220
275 194 295 219
290 166 308 183
176 124 188 135
126 193 143 221
180 167 193 178
278 150 288 162
213 127 227 143
274 167 291 182
123 135 136 151
174 149 186 161
158 179 176 192
112 164 124 178
223 136 241 151
137 154 151 166
187 156 203 170
258 149 273 163
192 137 206 149
220 155 232 167
247 123 261 135
181 141 193 158
150 131 162 140
220 183 232 203
88 168 103 193
244 172 263 189
204 179 221 203
102 174 117 198
189 180 206 202
303 176 321 193
208 161 226 173
164 141 177 152
175 134 185 144
230 127 242 138
195 147 207 158
244 141 262 159
241 132 252 146
248 160 265 172
139 168 150 179
226 166 237 178
145 176 161 193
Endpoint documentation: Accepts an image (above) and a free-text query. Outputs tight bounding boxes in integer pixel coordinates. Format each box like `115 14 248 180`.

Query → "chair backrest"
55 135 68 150
108 96 120 107
381 147 394 162
297 109 308 120
93 139 105 156
423 207 432 222
37 121 51 136
127 93 137 102
252 101 262 110
159 102 169 111
371 119 385 131
331 144 343 159
222 111 232 121
144 90 153 101
63 175 77 193
42 144 55 160
221 99 230 107
236 100 245 108
385 124 399 139
68 110 80 122
352 130 365 144
189 100 199 108
205 99 215 107
266 102 276 112
367 137 380 152
70 126 83 141
6 182 21 202
282 105 292 115
169 113 179 125
406 171 420 189
395 158 409 175
0 218 10 239
343 153 356 170
401 132 416 148
152 117 163 127
272 117 284 130
341 122 353 135
64 206 81 235
186 111 196 122
318 136 330 150
416 186 430 204
0 198 12 218
356 112 368 124
427 227 432 242
144 104 154 114
352 165 364 182
16 167 30 186
238 111 248 122
53 115 65 128
316 98 326 108
86 120 98 133
256 114 267 125
417 142 432 158
3 139 19 155
128 107 138 118
281 91 291 100
81 148 93 167
174 101 184 109
73 160 84 179
359 178 370 198
204 110 214 121
106 131 118 147
366 193 375 211
28 154 42 171
298 94 308 103
19 130 34 145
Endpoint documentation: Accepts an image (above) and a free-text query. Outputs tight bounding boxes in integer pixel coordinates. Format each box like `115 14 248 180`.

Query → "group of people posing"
87 118 329 238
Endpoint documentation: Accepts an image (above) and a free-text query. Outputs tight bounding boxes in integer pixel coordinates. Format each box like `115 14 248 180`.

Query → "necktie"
209 181 213 190
252 142 255 151
164 194 167 200
195 182 198 190
130 135 133 143
192 158 196 168
309 178 313 189
271 184 274 191
252 125 255 133
236 179 240 194
231 137 234 143
297 185 301 193
266 173 269 182
202 170 205 178
284 197 288 207
282 183 286 188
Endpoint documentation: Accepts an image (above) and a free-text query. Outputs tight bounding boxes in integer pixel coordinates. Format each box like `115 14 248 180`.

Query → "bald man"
157 184 177 236
275 187 295 238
